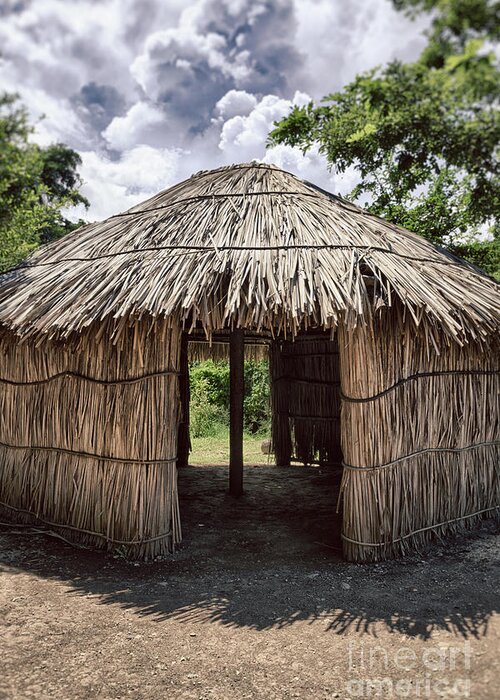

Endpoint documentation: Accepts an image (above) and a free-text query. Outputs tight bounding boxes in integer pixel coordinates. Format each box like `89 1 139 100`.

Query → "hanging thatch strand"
0 163 498 344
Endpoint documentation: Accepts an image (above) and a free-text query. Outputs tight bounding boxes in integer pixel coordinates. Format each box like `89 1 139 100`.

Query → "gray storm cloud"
0 0 427 219
131 0 303 135
72 82 127 140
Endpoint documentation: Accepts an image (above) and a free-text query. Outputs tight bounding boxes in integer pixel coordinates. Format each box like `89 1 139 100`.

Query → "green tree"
0 93 88 272
393 0 500 66
269 0 499 277
189 359 270 437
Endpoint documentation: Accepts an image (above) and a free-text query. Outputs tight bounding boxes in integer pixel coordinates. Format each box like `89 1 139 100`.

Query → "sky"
0 0 428 221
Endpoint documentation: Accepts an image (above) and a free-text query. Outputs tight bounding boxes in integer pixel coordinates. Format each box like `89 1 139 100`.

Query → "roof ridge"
190 162 282 178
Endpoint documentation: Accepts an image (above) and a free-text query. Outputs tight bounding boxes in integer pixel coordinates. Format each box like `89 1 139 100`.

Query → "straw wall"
0 318 182 559
270 334 342 466
338 309 499 562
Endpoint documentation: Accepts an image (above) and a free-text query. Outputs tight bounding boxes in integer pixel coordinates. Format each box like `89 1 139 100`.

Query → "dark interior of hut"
176 329 345 557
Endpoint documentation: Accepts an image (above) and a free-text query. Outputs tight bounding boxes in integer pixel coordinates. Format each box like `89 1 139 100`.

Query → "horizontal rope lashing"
280 351 339 358
0 502 172 546
273 333 339 344
341 506 500 548
111 190 324 218
273 376 340 386
0 367 180 387
277 410 340 421
0 440 178 465
189 338 271 346
341 369 500 403
343 440 500 471
14 243 455 271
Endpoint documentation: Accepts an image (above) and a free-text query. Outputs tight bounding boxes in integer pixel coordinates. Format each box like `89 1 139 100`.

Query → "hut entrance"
176 329 273 487
176 328 345 551
177 329 343 476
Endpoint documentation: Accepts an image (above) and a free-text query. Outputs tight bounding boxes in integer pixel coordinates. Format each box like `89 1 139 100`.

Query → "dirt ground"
0 464 498 700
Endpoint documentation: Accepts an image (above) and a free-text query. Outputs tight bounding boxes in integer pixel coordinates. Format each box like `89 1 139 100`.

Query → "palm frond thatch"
0 318 181 559
270 333 342 467
0 163 498 342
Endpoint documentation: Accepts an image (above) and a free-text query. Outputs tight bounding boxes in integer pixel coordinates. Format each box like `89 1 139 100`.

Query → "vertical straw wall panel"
271 334 342 466
338 310 499 562
0 318 182 559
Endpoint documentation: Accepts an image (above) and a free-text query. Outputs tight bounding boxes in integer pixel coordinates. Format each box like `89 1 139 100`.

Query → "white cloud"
0 0 187 97
130 0 302 133
294 0 428 98
76 146 181 221
131 24 233 100
214 90 258 119
22 89 89 149
103 102 166 151
218 91 311 159
0 0 430 220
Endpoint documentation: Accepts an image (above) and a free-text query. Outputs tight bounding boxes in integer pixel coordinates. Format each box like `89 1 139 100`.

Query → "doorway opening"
176 329 345 554
179 330 272 470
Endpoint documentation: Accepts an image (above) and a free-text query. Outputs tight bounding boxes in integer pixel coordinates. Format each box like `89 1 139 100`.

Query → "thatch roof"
0 162 498 343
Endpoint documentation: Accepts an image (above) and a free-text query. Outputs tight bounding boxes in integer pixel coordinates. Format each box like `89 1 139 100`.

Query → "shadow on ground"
1 465 498 640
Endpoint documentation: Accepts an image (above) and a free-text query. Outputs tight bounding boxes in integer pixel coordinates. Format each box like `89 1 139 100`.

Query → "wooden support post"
229 327 244 497
177 332 190 469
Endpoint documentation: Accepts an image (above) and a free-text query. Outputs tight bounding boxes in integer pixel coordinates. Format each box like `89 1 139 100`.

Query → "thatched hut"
0 163 498 562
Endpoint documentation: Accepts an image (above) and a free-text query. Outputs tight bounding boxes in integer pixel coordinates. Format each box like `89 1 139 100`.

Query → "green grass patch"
189 429 272 466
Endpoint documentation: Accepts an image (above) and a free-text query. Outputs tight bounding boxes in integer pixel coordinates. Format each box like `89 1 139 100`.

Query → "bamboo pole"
270 340 291 466
229 327 244 497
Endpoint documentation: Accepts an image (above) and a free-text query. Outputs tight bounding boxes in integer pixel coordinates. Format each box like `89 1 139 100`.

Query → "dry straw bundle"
0 164 498 343
0 162 498 561
339 305 499 561
0 318 181 559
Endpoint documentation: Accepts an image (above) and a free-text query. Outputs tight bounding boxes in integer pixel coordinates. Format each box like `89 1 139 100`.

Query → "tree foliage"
269 0 499 277
393 0 500 66
0 93 88 272
189 360 270 438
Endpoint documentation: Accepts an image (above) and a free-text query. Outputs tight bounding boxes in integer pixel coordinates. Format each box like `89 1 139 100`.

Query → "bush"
243 360 271 434
449 237 500 281
189 368 229 438
189 359 270 438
